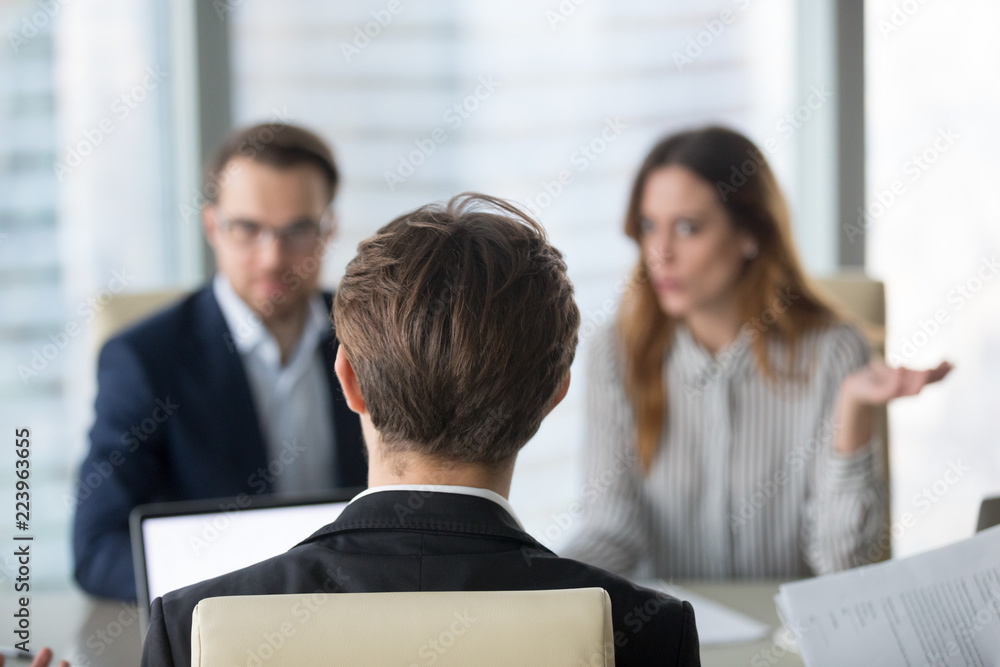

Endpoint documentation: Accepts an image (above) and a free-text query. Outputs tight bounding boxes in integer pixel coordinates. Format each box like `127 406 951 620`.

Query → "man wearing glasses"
72 124 367 601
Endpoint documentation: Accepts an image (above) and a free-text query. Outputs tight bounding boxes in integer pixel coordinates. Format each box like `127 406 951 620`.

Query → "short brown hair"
333 193 580 466
204 123 339 204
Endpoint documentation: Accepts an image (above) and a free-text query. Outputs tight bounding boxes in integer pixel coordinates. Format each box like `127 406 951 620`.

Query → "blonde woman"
564 127 951 579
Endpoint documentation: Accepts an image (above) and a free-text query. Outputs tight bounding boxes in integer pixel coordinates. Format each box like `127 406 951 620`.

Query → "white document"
641 580 772 646
776 525 1000 667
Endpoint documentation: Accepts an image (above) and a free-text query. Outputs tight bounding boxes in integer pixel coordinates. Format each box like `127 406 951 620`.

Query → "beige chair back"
814 272 891 560
191 588 615 666
92 289 187 350
813 272 886 357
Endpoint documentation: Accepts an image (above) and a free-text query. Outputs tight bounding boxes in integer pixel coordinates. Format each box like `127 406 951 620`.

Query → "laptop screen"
131 489 359 619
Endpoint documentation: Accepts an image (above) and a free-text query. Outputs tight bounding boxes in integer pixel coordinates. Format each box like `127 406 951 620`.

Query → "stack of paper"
776 525 1000 666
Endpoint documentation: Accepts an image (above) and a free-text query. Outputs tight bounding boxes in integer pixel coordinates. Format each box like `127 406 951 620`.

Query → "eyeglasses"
213 209 332 252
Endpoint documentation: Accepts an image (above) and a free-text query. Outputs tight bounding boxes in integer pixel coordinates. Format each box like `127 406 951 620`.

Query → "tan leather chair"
813 272 891 561
190 588 615 666
92 289 187 351
813 272 886 357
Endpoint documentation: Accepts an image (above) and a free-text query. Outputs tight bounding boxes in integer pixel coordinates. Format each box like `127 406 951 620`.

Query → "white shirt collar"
212 273 329 359
350 484 525 531
673 320 754 385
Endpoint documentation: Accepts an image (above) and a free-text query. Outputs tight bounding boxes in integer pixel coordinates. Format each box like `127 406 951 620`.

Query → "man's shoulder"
571 562 696 664
512 549 699 664
528 547 686 609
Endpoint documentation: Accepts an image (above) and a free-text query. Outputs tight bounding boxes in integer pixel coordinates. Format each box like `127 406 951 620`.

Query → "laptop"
130 487 361 629
977 496 1000 532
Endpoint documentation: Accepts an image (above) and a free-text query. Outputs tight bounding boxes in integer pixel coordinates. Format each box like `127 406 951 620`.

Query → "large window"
228 0 797 549
1 0 800 593
866 0 1000 556
1 0 180 590
8 0 988 598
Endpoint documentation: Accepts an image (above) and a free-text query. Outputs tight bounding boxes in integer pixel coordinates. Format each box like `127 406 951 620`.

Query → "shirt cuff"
822 441 875 490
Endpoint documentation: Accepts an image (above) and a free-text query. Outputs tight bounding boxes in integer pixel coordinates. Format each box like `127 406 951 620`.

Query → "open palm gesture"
843 359 953 406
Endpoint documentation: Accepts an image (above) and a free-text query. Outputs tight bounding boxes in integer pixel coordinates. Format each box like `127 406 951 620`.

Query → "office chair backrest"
191 588 615 666
813 272 886 357
92 289 186 351
814 272 891 561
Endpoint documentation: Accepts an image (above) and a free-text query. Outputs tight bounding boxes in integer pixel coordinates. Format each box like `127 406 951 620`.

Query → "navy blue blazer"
141 491 700 667
72 286 366 601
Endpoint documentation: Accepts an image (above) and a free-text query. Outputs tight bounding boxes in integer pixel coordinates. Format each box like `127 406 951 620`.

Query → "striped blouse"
562 320 887 580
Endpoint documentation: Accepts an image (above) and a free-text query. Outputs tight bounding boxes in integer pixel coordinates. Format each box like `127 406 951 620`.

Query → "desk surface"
684 581 804 667
21 581 803 666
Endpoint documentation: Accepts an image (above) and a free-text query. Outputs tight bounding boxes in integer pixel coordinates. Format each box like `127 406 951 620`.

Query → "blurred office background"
0 0 997 591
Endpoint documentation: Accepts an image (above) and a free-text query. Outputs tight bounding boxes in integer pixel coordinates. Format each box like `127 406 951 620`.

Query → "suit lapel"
194 287 272 492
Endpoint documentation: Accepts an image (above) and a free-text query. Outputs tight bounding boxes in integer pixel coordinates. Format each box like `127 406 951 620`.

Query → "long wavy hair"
618 127 841 473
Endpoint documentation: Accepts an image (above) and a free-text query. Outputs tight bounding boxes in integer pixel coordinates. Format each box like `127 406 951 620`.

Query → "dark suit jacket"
72 286 366 601
141 490 700 667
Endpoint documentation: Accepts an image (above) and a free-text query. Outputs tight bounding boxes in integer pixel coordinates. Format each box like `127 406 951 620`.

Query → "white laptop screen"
140 500 349 601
